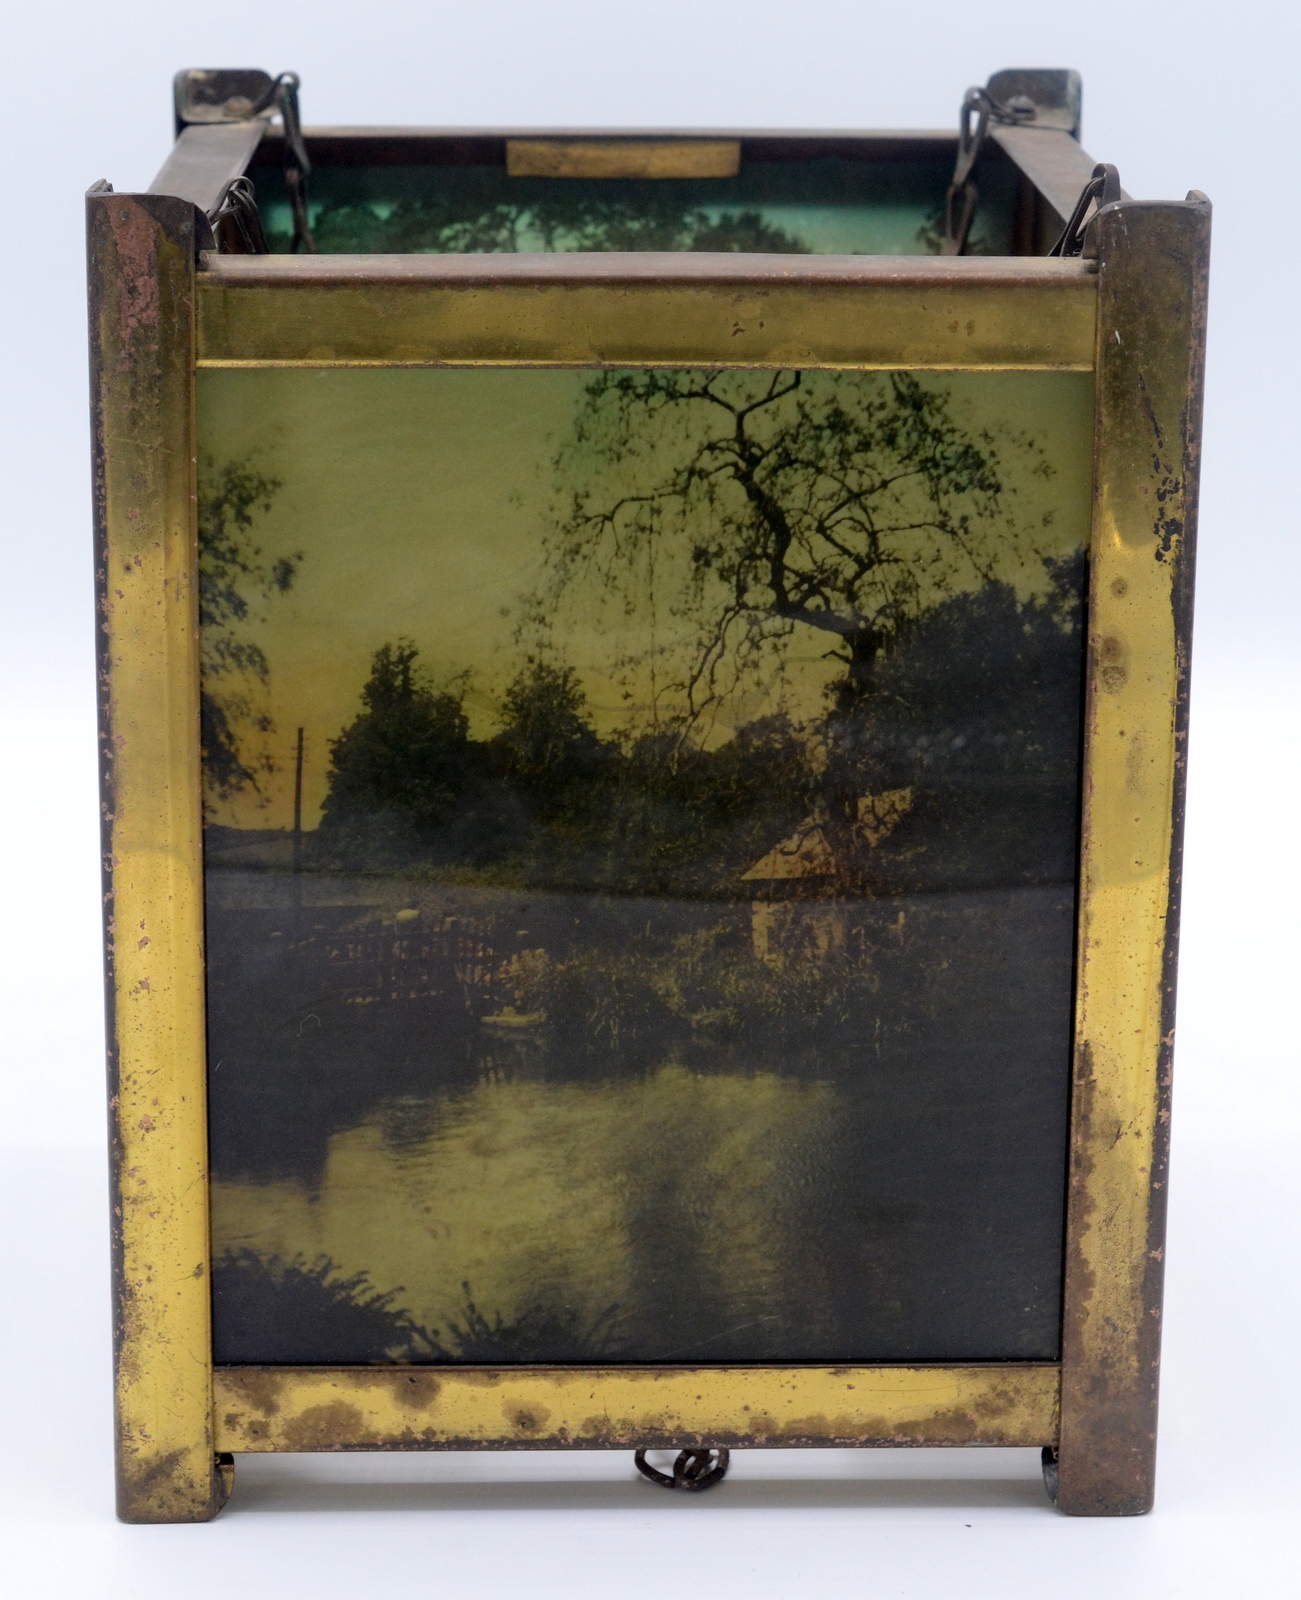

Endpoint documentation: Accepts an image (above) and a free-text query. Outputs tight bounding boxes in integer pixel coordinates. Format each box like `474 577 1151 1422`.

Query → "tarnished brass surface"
148 123 266 215
213 1365 1060 1452
93 172 1207 1515
195 254 1097 370
506 138 742 179
274 125 958 143
1059 197 1210 1516
992 127 1118 228
87 191 223 1523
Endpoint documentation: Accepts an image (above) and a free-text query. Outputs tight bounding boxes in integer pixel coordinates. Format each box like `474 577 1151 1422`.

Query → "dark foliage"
211 1250 624 1364
532 920 883 1053
537 368 1068 866
315 641 817 893
212 1249 440 1362
311 550 1082 901
441 1284 624 1361
320 641 479 838
547 370 1045 749
591 713 814 895
198 455 301 798
867 551 1086 794
302 187 811 256
493 657 610 822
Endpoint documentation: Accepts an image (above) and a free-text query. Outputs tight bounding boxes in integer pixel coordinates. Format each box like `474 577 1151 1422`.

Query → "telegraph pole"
292 726 305 875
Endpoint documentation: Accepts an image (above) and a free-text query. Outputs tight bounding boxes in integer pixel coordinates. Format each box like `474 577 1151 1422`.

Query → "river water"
207 875 1074 1364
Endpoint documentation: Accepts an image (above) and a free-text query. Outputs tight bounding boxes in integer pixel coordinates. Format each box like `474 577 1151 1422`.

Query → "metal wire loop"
1048 163 1122 257
940 85 1036 256
634 1447 731 1492
212 176 271 255
246 70 316 253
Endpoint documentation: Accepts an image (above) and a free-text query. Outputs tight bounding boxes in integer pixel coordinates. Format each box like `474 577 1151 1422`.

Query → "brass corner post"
1058 196 1210 1515
87 191 225 1522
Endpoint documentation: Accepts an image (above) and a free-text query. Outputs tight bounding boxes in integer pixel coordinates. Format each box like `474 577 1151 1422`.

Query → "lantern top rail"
264 125 965 141
198 248 1098 287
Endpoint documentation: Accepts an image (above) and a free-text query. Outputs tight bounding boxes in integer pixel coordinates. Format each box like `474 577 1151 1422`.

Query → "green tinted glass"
253 155 1017 255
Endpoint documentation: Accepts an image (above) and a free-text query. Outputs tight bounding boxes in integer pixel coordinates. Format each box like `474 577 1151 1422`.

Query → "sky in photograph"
197 366 1094 830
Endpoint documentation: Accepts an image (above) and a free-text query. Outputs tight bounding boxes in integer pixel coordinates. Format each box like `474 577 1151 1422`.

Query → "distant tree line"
317 642 812 895
278 178 812 256
315 552 1085 897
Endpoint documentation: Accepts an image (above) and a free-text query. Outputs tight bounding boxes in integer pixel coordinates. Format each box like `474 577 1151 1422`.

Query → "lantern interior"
249 142 1021 255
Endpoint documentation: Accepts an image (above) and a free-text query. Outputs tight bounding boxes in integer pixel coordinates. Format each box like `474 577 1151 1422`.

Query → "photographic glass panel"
198 365 1091 1364
251 154 1017 255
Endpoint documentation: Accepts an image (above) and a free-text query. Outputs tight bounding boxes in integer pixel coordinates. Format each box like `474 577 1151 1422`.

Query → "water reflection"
213 1061 843 1362
209 883 1074 1364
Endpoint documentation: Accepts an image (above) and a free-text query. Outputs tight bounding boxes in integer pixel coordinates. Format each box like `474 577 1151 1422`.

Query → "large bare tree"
544 370 1050 759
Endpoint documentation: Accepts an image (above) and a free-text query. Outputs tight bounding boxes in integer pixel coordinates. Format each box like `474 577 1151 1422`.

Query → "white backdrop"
1 3 1297 1595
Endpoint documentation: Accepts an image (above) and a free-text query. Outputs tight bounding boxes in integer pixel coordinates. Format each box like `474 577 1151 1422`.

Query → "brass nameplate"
506 138 741 179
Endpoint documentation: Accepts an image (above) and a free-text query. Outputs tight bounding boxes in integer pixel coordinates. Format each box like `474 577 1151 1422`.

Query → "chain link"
940 86 1036 256
250 71 317 253
633 1447 731 1491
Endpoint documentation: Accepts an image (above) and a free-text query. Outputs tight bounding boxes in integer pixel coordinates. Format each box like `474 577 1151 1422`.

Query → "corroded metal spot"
1097 634 1128 693
279 1401 367 1452
508 1404 550 1436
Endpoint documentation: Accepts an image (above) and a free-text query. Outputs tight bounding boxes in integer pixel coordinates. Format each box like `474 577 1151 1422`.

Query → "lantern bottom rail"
211 1362 1060 1453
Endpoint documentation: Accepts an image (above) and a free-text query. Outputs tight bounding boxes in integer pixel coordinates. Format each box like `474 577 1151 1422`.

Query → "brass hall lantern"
88 66 1208 1522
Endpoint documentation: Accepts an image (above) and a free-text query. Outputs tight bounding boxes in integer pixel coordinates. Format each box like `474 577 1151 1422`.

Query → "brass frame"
504 138 743 179
1059 198 1209 1515
212 1365 1059 1453
88 178 1208 1522
88 192 223 1522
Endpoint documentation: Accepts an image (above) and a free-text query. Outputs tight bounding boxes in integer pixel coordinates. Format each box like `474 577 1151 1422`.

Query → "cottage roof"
741 822 837 883
740 788 913 883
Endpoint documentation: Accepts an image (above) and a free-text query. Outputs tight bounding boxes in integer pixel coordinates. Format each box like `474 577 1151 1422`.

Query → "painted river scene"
197 365 1093 1366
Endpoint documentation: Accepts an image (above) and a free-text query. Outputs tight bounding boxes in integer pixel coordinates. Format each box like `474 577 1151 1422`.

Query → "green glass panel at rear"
252 154 1018 255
